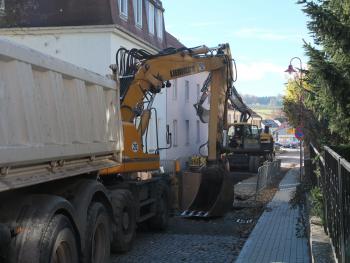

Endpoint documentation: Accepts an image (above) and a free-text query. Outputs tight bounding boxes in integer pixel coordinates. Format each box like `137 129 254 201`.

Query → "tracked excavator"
101 44 236 217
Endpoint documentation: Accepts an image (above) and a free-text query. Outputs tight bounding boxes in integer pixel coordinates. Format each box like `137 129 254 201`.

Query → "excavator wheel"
181 164 234 218
148 180 170 231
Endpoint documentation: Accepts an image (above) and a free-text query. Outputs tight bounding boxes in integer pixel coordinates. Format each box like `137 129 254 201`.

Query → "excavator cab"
227 123 261 150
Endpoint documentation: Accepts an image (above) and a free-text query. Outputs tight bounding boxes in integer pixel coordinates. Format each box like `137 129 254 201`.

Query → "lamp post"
285 57 304 182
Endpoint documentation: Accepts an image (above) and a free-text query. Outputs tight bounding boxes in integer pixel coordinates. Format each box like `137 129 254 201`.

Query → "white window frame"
119 0 128 19
172 79 177 100
147 1 155 35
0 0 5 13
173 120 178 147
196 120 200 143
156 8 163 39
196 83 200 101
133 0 142 27
185 80 190 102
185 120 190 146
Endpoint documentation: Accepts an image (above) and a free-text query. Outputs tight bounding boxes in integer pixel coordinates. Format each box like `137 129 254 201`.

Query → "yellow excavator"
193 73 274 173
101 44 235 217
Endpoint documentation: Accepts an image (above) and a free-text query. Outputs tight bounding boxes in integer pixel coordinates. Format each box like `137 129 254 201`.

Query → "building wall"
166 73 209 167
0 29 112 75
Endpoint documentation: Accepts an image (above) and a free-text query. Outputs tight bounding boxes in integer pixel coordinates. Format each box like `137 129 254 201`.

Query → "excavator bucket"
181 165 234 218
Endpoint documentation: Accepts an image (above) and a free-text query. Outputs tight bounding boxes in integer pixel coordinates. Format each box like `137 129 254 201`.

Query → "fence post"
255 166 261 201
339 158 346 263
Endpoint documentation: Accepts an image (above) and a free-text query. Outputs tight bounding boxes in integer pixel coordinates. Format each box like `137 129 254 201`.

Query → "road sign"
287 128 295 135
295 126 304 140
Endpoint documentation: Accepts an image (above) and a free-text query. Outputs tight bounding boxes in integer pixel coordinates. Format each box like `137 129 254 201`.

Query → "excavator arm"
118 44 233 161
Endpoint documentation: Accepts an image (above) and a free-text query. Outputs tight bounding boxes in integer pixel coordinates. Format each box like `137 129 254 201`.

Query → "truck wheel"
148 182 169 231
85 202 110 263
110 190 136 253
41 214 80 263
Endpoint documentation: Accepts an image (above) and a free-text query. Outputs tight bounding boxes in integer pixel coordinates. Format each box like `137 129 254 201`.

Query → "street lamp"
285 57 304 182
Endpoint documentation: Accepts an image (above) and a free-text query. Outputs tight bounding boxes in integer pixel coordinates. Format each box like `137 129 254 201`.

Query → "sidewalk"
235 167 310 263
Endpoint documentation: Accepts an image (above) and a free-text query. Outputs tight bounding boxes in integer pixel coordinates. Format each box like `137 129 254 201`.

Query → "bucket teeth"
181 210 210 218
181 210 190 216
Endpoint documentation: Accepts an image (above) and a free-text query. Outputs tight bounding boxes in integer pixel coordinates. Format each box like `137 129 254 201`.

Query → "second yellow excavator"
101 44 236 217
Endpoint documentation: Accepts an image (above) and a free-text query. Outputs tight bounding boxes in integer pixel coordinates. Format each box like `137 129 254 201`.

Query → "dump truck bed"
0 39 123 191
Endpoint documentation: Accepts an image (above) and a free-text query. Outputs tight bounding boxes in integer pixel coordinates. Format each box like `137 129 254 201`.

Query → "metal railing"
255 159 281 200
309 143 350 263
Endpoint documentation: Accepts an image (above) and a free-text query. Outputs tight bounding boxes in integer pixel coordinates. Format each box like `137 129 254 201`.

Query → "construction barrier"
255 159 281 200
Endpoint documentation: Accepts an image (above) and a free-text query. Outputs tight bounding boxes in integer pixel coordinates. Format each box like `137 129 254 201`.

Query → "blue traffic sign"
295 126 304 140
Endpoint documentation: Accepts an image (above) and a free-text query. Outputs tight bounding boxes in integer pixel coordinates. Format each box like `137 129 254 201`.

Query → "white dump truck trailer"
0 39 169 263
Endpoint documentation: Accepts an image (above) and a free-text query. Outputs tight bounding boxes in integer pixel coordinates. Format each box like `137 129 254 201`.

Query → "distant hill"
241 94 284 119
242 94 283 107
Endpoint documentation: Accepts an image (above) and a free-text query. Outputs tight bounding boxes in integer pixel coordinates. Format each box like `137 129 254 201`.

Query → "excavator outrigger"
101 44 236 217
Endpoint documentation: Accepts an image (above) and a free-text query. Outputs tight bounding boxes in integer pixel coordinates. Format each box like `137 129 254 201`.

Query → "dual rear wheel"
6 183 169 263
48 202 112 263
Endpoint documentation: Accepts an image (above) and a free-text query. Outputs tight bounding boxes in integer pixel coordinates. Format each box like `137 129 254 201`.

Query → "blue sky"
162 0 312 96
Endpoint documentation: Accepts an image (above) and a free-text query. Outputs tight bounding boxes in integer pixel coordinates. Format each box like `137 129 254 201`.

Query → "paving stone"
235 168 310 263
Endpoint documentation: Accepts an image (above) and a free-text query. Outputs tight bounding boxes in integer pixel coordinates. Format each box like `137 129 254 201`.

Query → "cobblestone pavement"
111 211 249 263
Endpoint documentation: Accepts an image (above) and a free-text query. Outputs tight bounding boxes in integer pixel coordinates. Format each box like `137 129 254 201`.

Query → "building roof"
262 119 279 128
0 0 178 51
165 32 185 49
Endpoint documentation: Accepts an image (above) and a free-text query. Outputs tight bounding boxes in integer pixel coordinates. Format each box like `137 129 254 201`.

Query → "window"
196 83 200 101
185 80 190 102
251 125 259 136
172 79 177 100
185 120 190 145
119 0 128 18
156 8 163 39
147 1 155 35
196 120 200 143
173 120 178 147
133 0 142 27
0 0 4 13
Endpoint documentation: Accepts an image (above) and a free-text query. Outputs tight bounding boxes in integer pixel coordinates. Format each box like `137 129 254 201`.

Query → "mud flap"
181 165 234 218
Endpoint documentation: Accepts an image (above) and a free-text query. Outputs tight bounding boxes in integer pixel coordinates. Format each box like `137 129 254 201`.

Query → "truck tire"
148 181 170 231
110 190 136 253
6 195 80 263
41 214 80 263
84 202 111 263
